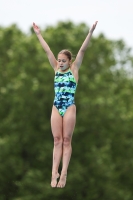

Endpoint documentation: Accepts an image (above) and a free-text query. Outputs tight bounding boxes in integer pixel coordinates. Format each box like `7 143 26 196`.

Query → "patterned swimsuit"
53 69 77 116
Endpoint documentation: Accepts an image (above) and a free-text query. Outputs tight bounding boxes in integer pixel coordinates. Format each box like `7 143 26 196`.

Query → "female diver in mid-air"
33 20 98 188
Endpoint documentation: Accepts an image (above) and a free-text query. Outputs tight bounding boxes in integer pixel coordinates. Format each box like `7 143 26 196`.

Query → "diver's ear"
69 60 72 66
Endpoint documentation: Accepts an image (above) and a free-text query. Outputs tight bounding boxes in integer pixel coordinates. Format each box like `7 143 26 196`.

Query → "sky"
0 0 133 48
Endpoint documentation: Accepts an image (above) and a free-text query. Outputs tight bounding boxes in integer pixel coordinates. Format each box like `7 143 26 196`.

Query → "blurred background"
0 0 133 200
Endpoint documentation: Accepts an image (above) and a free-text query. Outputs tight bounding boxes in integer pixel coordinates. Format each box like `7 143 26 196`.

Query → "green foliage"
0 21 133 200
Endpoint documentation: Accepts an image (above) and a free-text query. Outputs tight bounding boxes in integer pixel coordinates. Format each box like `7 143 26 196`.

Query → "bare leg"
51 106 63 187
57 105 76 188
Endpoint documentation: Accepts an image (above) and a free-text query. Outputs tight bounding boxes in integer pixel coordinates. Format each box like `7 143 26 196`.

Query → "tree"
0 21 133 200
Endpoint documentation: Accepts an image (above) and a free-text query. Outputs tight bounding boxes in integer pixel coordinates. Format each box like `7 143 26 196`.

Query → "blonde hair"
58 49 72 61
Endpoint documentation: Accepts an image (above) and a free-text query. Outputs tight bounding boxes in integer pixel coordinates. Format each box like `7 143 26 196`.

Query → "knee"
63 137 71 147
53 136 62 146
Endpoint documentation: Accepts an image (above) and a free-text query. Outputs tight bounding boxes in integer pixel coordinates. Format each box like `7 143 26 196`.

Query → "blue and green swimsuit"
53 69 77 116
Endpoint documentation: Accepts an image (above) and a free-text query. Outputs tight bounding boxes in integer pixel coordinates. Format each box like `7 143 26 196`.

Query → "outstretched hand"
33 22 41 35
90 21 98 33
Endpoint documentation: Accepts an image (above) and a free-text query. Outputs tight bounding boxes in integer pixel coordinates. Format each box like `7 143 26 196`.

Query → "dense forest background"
0 21 133 200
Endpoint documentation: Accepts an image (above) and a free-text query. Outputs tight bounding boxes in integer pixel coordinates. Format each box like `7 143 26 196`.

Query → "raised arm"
33 22 57 70
73 21 98 69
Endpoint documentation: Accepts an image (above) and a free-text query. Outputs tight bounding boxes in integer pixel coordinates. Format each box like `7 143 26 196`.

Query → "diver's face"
57 54 71 71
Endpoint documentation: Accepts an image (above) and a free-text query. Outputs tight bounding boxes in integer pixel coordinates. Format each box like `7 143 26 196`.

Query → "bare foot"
51 173 60 188
57 173 67 188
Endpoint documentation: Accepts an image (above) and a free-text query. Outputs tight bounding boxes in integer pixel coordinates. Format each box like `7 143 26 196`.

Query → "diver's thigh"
51 106 63 137
63 105 76 137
